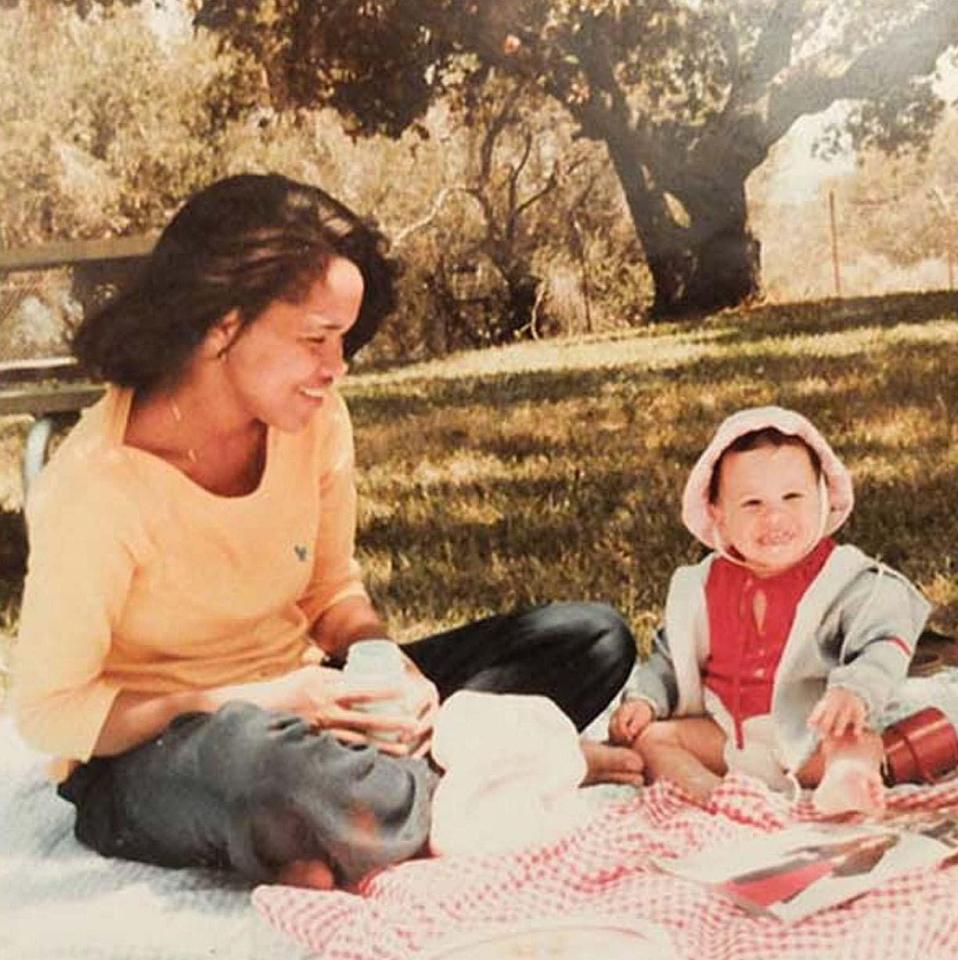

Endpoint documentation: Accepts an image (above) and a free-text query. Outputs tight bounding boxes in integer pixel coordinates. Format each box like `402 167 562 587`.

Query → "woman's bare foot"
580 740 645 786
275 858 336 889
812 757 885 816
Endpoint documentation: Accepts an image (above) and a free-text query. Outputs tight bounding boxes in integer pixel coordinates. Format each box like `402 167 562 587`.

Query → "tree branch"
504 129 534 243
766 0 958 143
515 156 587 219
515 168 557 220
713 6 742 82
390 185 475 247
737 0 808 103
478 83 524 183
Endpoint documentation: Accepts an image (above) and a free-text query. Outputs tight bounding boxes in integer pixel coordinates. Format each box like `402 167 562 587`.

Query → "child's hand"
807 687 868 739
609 699 655 745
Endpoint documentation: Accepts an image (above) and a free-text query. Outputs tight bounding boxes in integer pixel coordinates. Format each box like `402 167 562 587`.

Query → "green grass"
346 291 958 642
1 291 957 677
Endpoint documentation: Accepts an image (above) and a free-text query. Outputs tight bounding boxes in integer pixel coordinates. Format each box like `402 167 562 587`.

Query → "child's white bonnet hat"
681 405 854 549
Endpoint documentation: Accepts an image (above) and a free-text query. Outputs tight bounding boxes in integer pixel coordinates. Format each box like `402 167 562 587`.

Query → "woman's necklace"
168 397 199 465
165 395 268 495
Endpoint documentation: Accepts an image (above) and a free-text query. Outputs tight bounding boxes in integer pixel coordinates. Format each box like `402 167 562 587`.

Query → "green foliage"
816 79 946 162
836 114 958 270
0 3 231 245
189 0 958 315
193 1 957 166
1 1 649 357
368 76 650 359
10 0 958 322
752 109 958 299
196 0 445 137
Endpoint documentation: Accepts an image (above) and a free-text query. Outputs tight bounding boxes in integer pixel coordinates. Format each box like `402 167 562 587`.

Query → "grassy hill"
1 291 957 673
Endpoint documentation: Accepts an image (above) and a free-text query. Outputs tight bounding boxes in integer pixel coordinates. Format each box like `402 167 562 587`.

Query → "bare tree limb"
714 5 742 82
766 0 958 144
505 130 534 243
391 185 476 246
736 0 808 103
514 160 584 219
478 83 524 182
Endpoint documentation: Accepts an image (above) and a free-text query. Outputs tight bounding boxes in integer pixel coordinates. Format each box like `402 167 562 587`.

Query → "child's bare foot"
668 768 722 806
275 858 336 889
580 740 645 786
635 717 726 803
812 757 885 816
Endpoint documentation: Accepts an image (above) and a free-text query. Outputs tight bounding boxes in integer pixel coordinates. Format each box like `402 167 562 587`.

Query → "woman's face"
217 256 363 432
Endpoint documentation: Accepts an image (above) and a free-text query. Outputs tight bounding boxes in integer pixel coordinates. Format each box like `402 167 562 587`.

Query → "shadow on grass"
349 294 957 426
356 336 958 487
3 292 956 633
348 365 636 422
357 432 958 634
706 291 958 343
353 320 958 632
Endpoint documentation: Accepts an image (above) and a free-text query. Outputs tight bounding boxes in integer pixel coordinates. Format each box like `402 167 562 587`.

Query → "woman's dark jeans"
58 601 634 885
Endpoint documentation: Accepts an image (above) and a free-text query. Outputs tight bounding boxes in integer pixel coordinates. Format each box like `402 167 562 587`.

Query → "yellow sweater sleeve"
297 389 369 624
12 469 143 762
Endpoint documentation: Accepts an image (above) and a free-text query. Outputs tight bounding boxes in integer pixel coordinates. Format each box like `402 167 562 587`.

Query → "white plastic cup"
342 639 411 742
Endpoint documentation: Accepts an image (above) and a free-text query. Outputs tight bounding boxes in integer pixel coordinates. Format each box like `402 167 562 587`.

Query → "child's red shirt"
703 537 836 747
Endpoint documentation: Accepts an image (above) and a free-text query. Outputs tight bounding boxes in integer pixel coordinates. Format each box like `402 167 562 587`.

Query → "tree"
749 107 958 301
2 1 643 362
839 115 958 272
0 2 238 356
194 0 958 317
0 3 238 248
351 82 647 360
392 78 624 349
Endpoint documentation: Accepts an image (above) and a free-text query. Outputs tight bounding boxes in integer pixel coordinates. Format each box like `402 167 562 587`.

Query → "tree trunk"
645 225 761 317
499 270 540 341
605 134 762 318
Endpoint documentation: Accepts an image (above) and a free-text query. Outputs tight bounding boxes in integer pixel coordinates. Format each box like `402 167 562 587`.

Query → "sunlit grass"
1 293 957 675
346 295 958 644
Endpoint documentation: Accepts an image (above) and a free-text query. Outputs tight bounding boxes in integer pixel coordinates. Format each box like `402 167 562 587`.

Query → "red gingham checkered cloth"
252 775 958 960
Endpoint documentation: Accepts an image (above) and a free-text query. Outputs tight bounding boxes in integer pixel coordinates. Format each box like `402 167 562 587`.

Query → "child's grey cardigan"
623 544 932 773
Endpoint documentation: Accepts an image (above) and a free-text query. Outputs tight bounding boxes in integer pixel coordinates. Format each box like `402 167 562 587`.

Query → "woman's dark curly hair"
72 173 398 391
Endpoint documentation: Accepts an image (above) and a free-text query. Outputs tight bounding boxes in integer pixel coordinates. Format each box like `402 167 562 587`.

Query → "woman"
12 173 640 889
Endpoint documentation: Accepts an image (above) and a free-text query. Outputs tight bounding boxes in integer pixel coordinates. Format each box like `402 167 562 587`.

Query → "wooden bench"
0 235 153 495
0 357 104 495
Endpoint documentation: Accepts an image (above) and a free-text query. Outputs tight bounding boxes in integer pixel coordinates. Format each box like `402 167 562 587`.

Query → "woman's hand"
332 649 440 758
221 665 422 756
608 699 655 745
399 651 440 756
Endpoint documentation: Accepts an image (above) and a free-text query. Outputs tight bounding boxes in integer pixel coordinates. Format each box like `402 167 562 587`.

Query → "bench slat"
0 384 104 417
0 357 82 383
0 235 155 271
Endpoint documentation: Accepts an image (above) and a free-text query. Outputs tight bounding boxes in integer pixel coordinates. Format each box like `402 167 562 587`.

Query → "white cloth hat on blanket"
681 405 854 550
429 691 590 857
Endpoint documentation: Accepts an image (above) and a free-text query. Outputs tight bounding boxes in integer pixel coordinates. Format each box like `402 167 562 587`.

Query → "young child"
610 406 931 814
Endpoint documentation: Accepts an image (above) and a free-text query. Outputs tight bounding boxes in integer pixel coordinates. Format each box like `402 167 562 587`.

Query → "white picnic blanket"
0 693 635 960
0 716 313 960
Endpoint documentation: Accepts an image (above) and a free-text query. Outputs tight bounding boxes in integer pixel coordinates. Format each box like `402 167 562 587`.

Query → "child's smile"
710 443 822 576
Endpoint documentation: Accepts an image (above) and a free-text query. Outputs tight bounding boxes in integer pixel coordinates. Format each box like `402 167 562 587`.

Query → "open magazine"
656 811 958 923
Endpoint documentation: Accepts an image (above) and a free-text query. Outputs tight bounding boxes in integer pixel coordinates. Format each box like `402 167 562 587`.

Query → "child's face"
709 443 822 576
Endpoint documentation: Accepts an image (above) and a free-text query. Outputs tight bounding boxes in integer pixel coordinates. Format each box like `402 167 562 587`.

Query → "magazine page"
656 811 958 923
